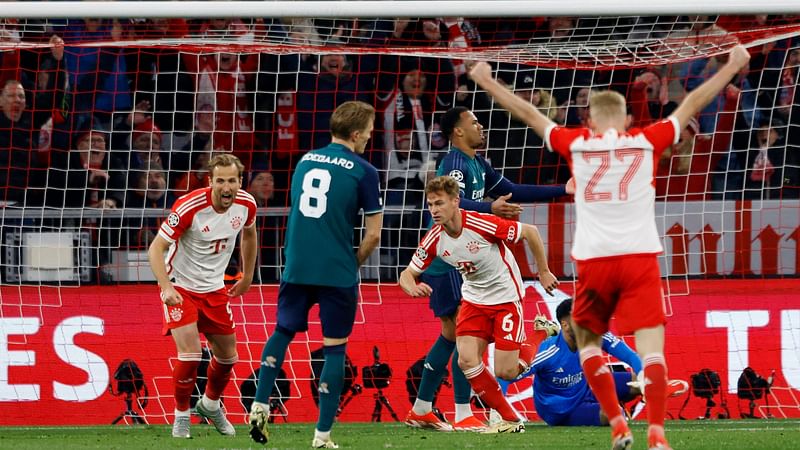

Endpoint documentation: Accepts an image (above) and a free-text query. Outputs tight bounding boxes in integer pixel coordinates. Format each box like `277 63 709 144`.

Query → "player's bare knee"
457 355 480 371
494 366 518 381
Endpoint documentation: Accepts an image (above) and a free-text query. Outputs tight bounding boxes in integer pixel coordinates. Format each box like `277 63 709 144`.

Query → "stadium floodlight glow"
1 0 800 19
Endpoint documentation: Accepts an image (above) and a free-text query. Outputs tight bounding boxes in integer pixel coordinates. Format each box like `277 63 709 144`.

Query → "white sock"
201 395 220 411
412 399 433 416
174 408 191 418
314 429 331 441
455 403 473 423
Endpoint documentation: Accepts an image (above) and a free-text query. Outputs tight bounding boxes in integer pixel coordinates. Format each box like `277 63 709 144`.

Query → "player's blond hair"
589 90 627 123
330 101 375 140
207 153 245 178
426 175 460 199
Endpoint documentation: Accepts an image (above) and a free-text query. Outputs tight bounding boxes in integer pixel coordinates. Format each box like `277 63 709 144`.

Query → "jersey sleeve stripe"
667 116 680 145
420 226 442 249
158 227 176 242
532 345 559 366
175 195 207 216
465 215 498 235
544 123 558 151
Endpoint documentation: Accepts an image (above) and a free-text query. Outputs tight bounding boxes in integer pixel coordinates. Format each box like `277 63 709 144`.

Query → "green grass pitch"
1 420 798 449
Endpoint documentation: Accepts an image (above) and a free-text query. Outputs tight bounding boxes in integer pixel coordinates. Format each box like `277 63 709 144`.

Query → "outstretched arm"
469 61 556 139
671 45 750 131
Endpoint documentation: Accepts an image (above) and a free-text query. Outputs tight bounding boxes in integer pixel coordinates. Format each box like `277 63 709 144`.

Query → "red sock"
579 347 624 424
173 354 201 411
463 363 518 421
643 353 668 430
204 355 237 401
518 329 548 371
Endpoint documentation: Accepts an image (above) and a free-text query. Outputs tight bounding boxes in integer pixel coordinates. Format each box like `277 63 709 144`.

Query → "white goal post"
2 0 800 19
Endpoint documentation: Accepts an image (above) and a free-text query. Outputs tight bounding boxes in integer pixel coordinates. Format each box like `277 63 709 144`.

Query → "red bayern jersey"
409 210 524 305
545 117 679 260
158 187 257 293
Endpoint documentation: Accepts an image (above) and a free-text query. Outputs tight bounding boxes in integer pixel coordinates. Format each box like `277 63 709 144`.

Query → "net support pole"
2 0 800 19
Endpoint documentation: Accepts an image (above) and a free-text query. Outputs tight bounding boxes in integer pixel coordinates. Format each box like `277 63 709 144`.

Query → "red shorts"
573 254 666 336
456 300 525 351
161 286 235 336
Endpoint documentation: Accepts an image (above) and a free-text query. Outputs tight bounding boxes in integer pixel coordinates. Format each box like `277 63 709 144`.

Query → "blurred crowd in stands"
0 15 798 281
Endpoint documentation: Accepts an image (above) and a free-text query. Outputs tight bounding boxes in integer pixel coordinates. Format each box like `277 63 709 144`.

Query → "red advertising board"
1 279 798 425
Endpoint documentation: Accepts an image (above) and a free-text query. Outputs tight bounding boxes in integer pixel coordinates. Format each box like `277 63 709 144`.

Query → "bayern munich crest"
170 307 183 322
467 240 480 254
167 212 180 227
230 216 242 230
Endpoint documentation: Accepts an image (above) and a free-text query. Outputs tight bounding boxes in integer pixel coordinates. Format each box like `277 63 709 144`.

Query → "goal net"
1 9 799 425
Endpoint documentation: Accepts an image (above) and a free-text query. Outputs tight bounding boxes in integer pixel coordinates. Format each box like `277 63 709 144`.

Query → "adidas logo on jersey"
504 333 514 341
556 367 564 373
424 362 435 371
201 225 210 233
442 250 451 257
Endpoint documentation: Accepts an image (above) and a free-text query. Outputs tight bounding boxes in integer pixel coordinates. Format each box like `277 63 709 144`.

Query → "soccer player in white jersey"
470 45 751 450
148 153 258 439
399 176 559 434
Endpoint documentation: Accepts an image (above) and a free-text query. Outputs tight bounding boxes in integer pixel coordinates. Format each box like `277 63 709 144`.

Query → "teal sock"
316 343 347 432
416 335 456 403
452 348 472 404
253 327 294 404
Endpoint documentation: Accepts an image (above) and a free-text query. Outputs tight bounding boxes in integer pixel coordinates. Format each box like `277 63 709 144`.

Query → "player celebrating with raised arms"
470 45 751 449
400 175 558 434
248 101 383 449
148 153 258 439
405 106 573 433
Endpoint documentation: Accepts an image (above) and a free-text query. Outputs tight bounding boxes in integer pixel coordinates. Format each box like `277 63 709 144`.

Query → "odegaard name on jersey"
301 152 355 169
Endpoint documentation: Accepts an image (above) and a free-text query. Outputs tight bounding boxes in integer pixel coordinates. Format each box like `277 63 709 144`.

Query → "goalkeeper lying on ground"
499 298 688 426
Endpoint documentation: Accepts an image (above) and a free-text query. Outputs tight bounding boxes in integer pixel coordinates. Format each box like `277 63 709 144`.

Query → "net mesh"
1 14 799 424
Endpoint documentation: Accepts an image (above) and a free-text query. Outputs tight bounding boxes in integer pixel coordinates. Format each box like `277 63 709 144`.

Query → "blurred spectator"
0 19 21 88
247 167 278 207
629 69 678 127
0 79 45 205
28 35 67 130
565 87 593 126
123 160 174 248
486 71 565 184
183 50 260 166
382 127 427 276
745 121 787 199
45 118 125 208
62 19 132 124
385 128 427 206
296 53 372 150
381 66 437 153
246 166 284 283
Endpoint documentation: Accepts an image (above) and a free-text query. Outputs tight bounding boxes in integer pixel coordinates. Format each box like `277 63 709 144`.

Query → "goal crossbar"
2 0 800 19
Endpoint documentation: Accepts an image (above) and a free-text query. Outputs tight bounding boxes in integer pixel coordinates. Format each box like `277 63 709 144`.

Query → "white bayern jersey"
545 117 679 260
410 210 524 305
158 187 257 293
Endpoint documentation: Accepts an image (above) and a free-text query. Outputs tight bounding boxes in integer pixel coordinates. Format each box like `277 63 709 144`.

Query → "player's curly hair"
440 106 469 140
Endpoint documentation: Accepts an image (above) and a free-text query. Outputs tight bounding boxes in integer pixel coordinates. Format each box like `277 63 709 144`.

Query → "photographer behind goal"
499 298 688 426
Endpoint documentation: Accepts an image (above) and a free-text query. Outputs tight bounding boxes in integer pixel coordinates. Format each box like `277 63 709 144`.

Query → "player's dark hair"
439 106 469 141
556 298 573 323
330 100 375 140
207 153 245 178
425 175 459 198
